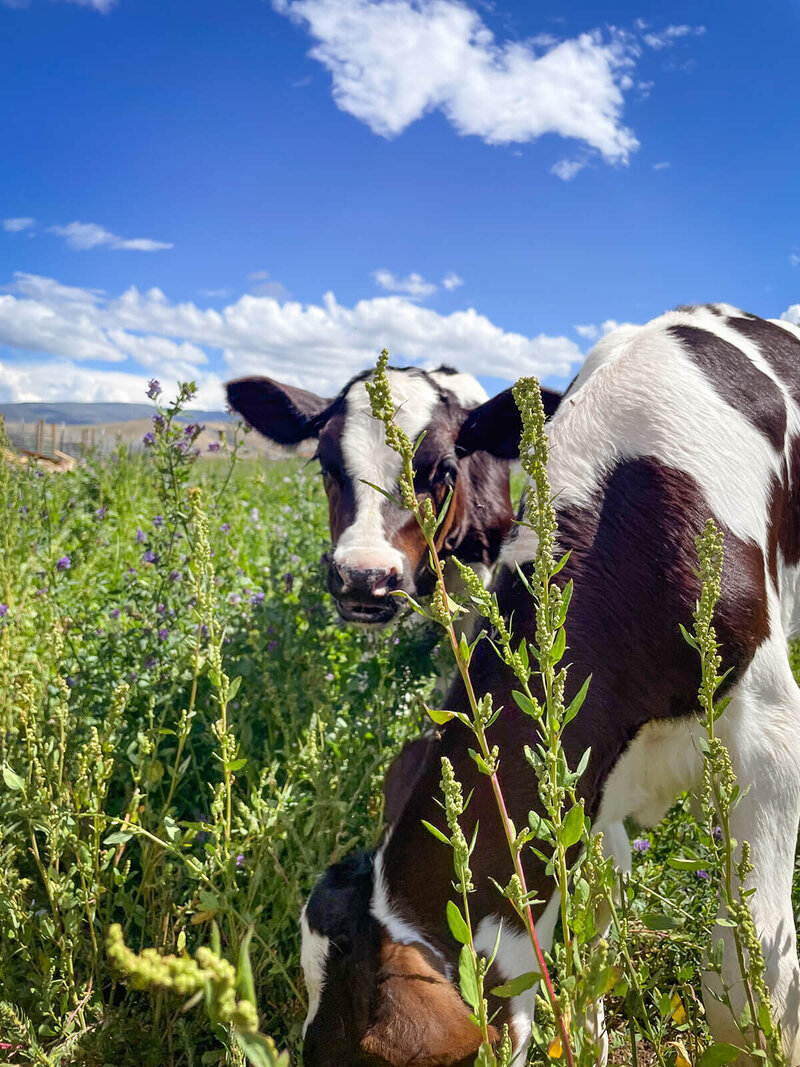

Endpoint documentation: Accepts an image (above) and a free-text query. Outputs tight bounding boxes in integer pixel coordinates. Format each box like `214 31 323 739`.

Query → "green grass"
0 419 798 1066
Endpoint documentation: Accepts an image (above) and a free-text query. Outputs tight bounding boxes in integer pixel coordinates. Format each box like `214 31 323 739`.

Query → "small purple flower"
152 413 165 429
633 838 650 853
157 603 166 615
135 528 147 544
96 507 107 519
126 567 138 577
110 608 121 619
235 853 245 868
199 623 209 639
153 515 164 527
142 550 158 565
127 671 138 683
146 379 162 400
268 640 278 651
393 636 400 645
0 604 8 617
158 628 169 641
325 672 334 682
143 432 156 447
56 555 71 571
169 570 181 582
696 869 710 880
20 505 28 515
251 592 265 606
207 441 221 452
712 825 723 841
220 523 230 534
229 594 241 605
144 655 157 670
65 676 77 688
180 382 197 402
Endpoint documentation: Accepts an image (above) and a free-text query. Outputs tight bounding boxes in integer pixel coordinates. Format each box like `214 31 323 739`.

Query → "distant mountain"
0 403 233 426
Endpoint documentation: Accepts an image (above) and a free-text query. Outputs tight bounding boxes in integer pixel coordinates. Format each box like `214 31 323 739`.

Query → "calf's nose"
332 562 400 599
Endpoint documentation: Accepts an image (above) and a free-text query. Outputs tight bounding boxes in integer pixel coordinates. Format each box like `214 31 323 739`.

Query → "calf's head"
227 366 560 624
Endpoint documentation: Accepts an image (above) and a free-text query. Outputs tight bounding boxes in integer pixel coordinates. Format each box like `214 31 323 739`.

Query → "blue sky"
1 0 799 407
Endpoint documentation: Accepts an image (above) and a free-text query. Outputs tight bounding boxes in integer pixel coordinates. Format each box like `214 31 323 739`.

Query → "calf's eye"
437 456 459 488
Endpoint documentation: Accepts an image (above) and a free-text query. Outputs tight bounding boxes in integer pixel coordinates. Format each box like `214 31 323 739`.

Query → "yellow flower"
670 990 687 1025
548 1036 563 1059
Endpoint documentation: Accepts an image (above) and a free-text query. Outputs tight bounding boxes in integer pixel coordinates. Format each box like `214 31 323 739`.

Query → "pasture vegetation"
0 378 797 1066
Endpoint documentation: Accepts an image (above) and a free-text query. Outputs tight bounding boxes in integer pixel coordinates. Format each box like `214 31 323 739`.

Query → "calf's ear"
455 386 561 459
361 941 497 1067
226 377 333 445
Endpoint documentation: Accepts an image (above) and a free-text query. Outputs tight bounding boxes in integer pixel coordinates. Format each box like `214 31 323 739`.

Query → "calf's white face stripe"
334 371 443 575
300 908 330 1037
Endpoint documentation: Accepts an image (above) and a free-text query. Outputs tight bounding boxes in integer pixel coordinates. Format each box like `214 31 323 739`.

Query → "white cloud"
790 253 800 268
0 271 583 403
551 158 586 181
442 272 464 291
374 269 437 298
248 270 292 301
652 160 671 171
643 24 705 50
275 0 640 164
0 361 224 406
781 305 800 325
574 323 599 340
3 217 35 233
48 221 173 252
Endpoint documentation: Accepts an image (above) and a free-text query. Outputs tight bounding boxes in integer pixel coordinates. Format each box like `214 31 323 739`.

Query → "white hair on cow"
299 906 330 1037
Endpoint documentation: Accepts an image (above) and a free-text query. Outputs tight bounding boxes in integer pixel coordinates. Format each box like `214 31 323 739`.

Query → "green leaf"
446 900 471 945
574 746 591 779
490 971 541 998
103 830 133 846
458 945 480 1012
235 1031 290 1067
225 757 248 772
512 690 539 718
421 820 451 846
550 626 566 665
468 748 493 775
228 675 242 701
641 912 681 931
237 927 257 1006
696 1044 747 1067
562 675 591 730
667 855 709 872
2 764 25 791
561 803 585 848
551 550 572 576
426 705 455 725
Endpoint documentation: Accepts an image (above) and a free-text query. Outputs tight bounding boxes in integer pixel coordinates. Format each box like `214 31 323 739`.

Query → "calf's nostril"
371 567 400 597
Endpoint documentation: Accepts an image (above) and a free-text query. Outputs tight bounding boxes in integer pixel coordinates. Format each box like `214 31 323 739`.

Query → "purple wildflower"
268 640 278 652
153 515 164 527
142 550 158 565
180 382 197 402
127 671 138 683
200 623 209 639
229 593 241 605
235 853 245 868
146 379 162 400
169 570 181 582
126 567 138 577
96 506 107 519
152 413 165 430
325 672 334 682
251 592 265 606
632 838 650 853
143 432 156 447
158 628 169 641
135 528 147 544
56 555 71 571
0 604 8 617
65 676 77 688
221 523 230 534
110 608 121 619
144 656 157 671
207 441 221 452
157 603 166 615
712 825 723 841
696 869 710 880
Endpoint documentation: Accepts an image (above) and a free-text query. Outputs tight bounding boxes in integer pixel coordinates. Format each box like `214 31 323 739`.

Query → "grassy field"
0 395 796 1067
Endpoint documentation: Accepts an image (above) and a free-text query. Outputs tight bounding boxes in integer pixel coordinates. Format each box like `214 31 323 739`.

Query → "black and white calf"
300 305 800 1065
227 366 560 625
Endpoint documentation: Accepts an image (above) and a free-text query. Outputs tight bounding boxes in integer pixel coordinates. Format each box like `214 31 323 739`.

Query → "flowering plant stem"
366 353 574 1067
